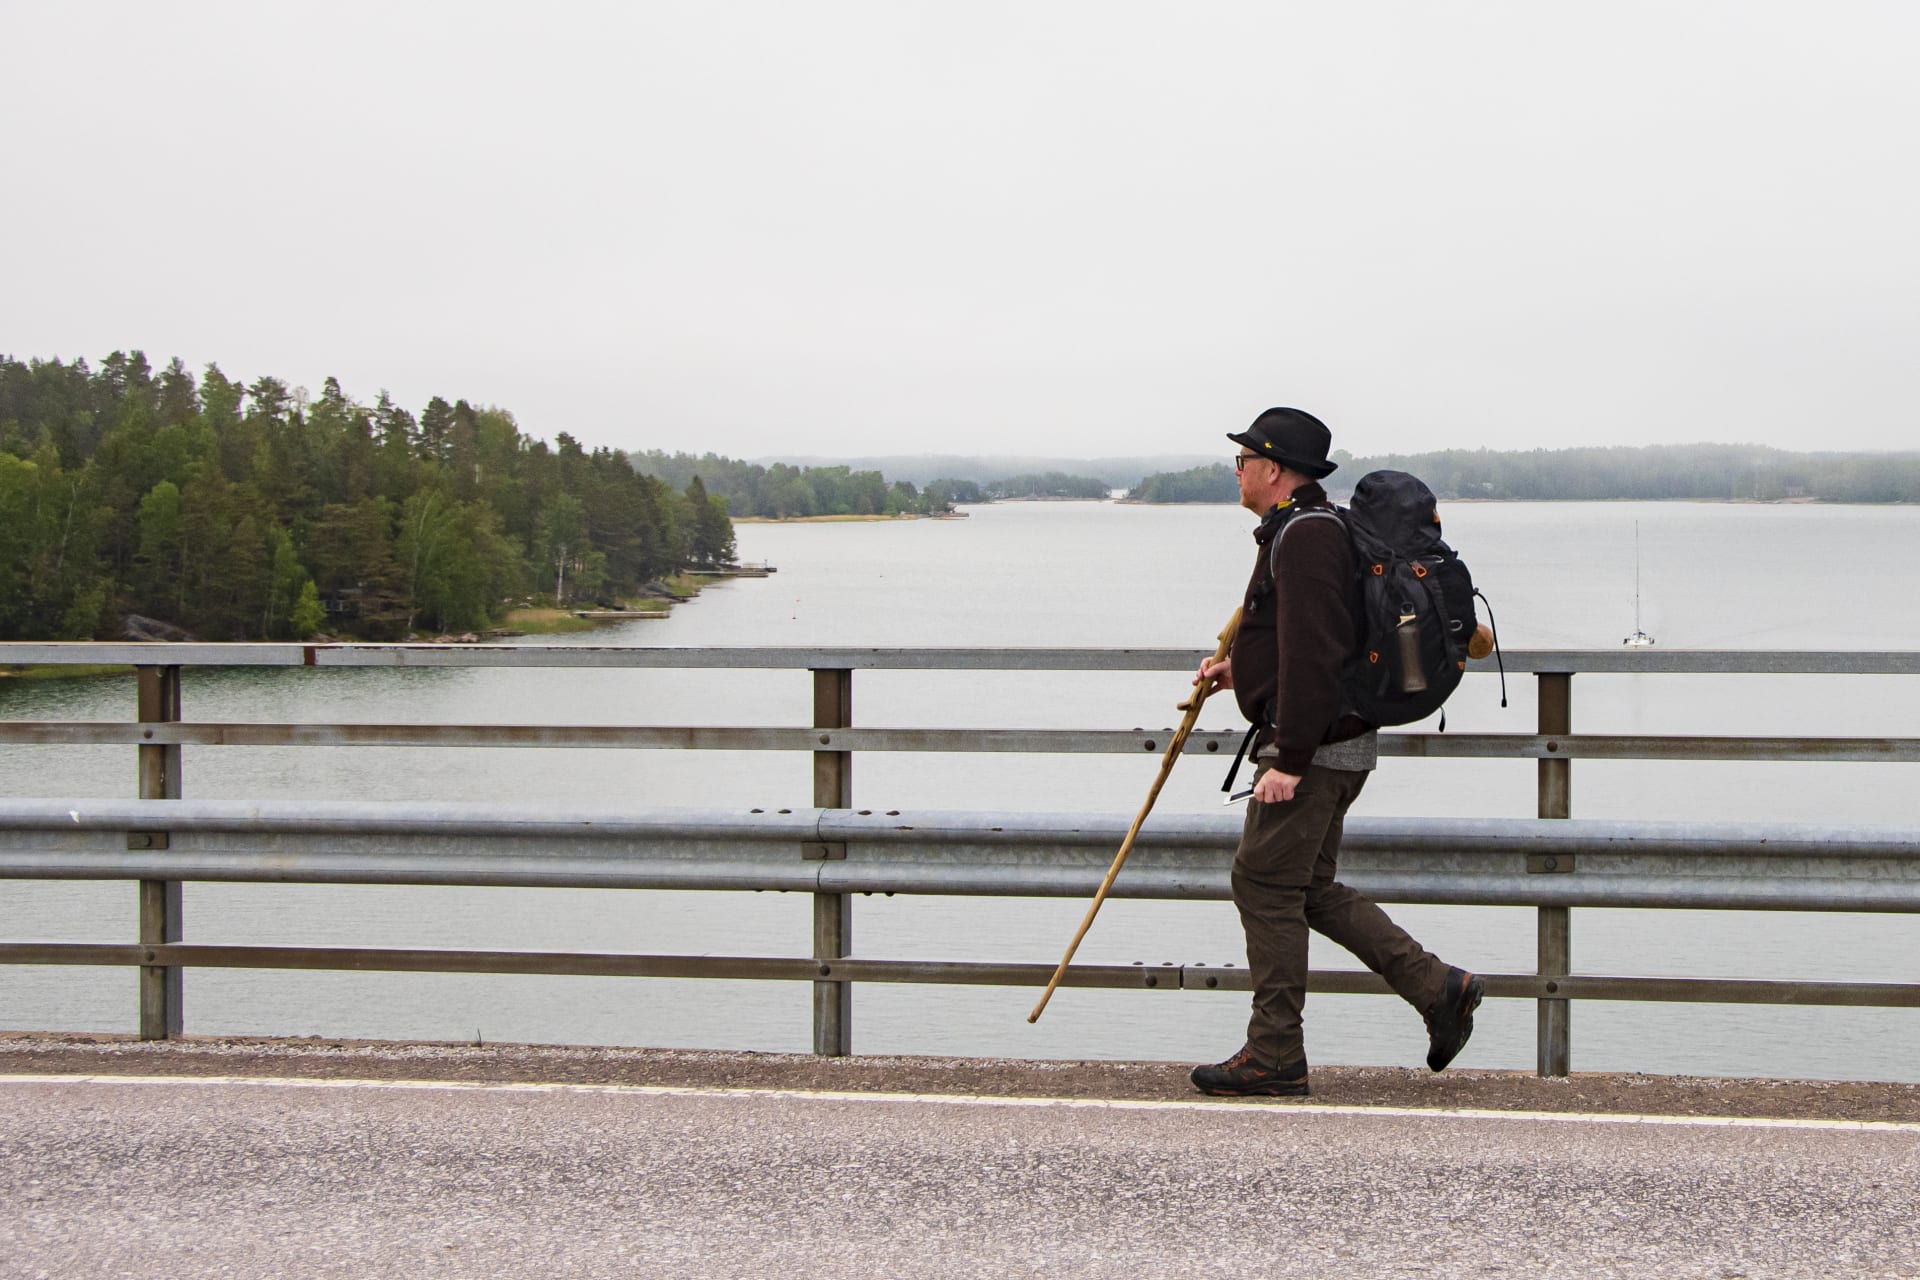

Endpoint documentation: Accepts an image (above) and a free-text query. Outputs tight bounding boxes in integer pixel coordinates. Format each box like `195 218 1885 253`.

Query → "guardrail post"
136 665 184 1040
812 668 853 1055
1536 671 1572 1077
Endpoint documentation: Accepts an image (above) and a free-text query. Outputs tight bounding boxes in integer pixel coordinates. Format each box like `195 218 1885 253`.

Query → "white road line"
4 1073 1919 1134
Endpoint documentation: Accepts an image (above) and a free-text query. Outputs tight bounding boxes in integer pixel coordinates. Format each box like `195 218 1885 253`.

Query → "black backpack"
1280 470 1492 728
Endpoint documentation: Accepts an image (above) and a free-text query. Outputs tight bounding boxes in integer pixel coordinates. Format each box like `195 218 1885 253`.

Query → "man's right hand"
1196 657 1233 690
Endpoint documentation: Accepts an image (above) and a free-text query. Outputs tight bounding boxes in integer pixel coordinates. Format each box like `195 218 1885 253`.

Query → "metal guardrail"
1 799 1917 1009
3 641 1918 1074
8 799 1920 910
2 640 1919 673
5 722 1920 763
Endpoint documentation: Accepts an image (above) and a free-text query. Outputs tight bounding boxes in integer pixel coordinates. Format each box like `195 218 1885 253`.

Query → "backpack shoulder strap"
1270 506 1346 577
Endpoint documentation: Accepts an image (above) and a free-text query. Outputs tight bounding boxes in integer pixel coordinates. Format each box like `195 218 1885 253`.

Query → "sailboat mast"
1634 521 1642 633
1623 520 1655 646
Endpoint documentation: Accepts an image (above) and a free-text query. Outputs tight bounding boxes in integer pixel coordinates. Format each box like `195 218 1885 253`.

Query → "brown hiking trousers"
1231 764 1450 1071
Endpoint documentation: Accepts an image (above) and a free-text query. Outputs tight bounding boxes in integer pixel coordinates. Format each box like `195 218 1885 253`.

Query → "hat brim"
1226 431 1337 479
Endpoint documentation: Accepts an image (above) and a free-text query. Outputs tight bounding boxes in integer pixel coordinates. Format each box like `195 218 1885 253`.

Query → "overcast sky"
6 2 1917 460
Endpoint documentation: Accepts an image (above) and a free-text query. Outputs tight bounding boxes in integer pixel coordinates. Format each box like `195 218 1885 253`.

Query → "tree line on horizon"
0 352 734 643
980 471 1110 499
633 451 1112 513
632 450 950 519
1127 443 1920 504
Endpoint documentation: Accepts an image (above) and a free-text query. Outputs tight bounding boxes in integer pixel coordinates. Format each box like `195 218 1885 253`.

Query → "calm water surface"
3 500 1917 1080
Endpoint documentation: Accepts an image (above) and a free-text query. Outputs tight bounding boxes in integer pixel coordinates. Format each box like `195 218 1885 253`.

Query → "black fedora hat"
1226 407 1337 479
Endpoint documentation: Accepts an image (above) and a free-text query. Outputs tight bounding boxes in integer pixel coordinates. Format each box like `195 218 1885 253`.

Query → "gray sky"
6 2 1917 460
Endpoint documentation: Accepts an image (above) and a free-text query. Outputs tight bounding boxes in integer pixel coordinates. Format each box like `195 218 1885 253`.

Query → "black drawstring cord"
1475 588 1508 708
1220 722 1259 793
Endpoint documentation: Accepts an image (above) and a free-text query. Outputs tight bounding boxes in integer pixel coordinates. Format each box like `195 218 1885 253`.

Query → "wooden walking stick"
1028 608 1243 1023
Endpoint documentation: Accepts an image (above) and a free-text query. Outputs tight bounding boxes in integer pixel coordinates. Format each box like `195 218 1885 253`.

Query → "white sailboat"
1623 521 1655 647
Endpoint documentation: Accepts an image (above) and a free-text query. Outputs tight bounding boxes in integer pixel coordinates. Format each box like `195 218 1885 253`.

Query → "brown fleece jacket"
1228 482 1370 775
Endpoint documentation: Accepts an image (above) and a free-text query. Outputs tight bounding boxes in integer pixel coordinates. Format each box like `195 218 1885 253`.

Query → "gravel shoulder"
4 1032 1919 1122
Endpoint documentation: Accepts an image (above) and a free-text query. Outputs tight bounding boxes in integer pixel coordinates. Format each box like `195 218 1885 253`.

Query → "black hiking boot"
1424 966 1485 1072
1190 1046 1309 1097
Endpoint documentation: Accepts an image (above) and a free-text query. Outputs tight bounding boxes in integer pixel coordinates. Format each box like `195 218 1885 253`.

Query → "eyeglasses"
1234 452 1261 473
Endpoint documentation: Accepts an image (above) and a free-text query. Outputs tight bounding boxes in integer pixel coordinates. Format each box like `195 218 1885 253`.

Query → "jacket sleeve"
1266 515 1355 775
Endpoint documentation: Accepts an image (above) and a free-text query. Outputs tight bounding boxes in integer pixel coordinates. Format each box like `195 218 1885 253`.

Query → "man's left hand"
1253 769 1301 804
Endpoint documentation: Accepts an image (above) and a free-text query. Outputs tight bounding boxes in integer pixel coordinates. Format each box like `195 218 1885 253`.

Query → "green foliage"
399 490 520 632
0 351 726 640
289 580 326 638
1128 447 1920 503
633 451 963 516
134 479 185 613
924 477 985 506
684 476 737 566
263 526 310 639
0 441 112 639
981 472 1110 500
631 453 1110 512
1126 464 1236 503
537 492 592 604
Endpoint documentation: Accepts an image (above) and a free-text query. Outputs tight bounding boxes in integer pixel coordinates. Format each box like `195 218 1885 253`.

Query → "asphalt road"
4 1075 1918 1279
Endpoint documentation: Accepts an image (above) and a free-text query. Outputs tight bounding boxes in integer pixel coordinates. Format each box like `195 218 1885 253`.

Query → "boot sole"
1192 1081 1310 1098
1201 1087 1310 1098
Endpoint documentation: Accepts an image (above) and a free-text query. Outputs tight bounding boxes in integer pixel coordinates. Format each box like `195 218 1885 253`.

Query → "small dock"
689 561 777 578
571 610 668 620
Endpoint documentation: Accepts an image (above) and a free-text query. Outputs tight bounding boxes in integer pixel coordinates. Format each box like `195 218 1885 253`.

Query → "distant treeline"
984 471 1110 499
632 453 1116 513
0 352 734 642
745 453 1204 488
1127 464 1237 503
1129 445 1920 503
632 450 969 518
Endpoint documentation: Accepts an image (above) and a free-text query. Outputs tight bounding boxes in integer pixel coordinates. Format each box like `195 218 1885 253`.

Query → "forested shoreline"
19 351 1907 645
632 452 1112 515
632 450 958 518
1 352 734 642
1128 444 1920 504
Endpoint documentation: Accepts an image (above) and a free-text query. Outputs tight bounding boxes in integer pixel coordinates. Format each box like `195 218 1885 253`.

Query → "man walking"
1192 407 1482 1097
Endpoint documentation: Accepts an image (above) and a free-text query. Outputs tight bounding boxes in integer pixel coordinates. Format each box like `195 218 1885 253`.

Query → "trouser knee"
1232 862 1309 909
1303 878 1362 921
